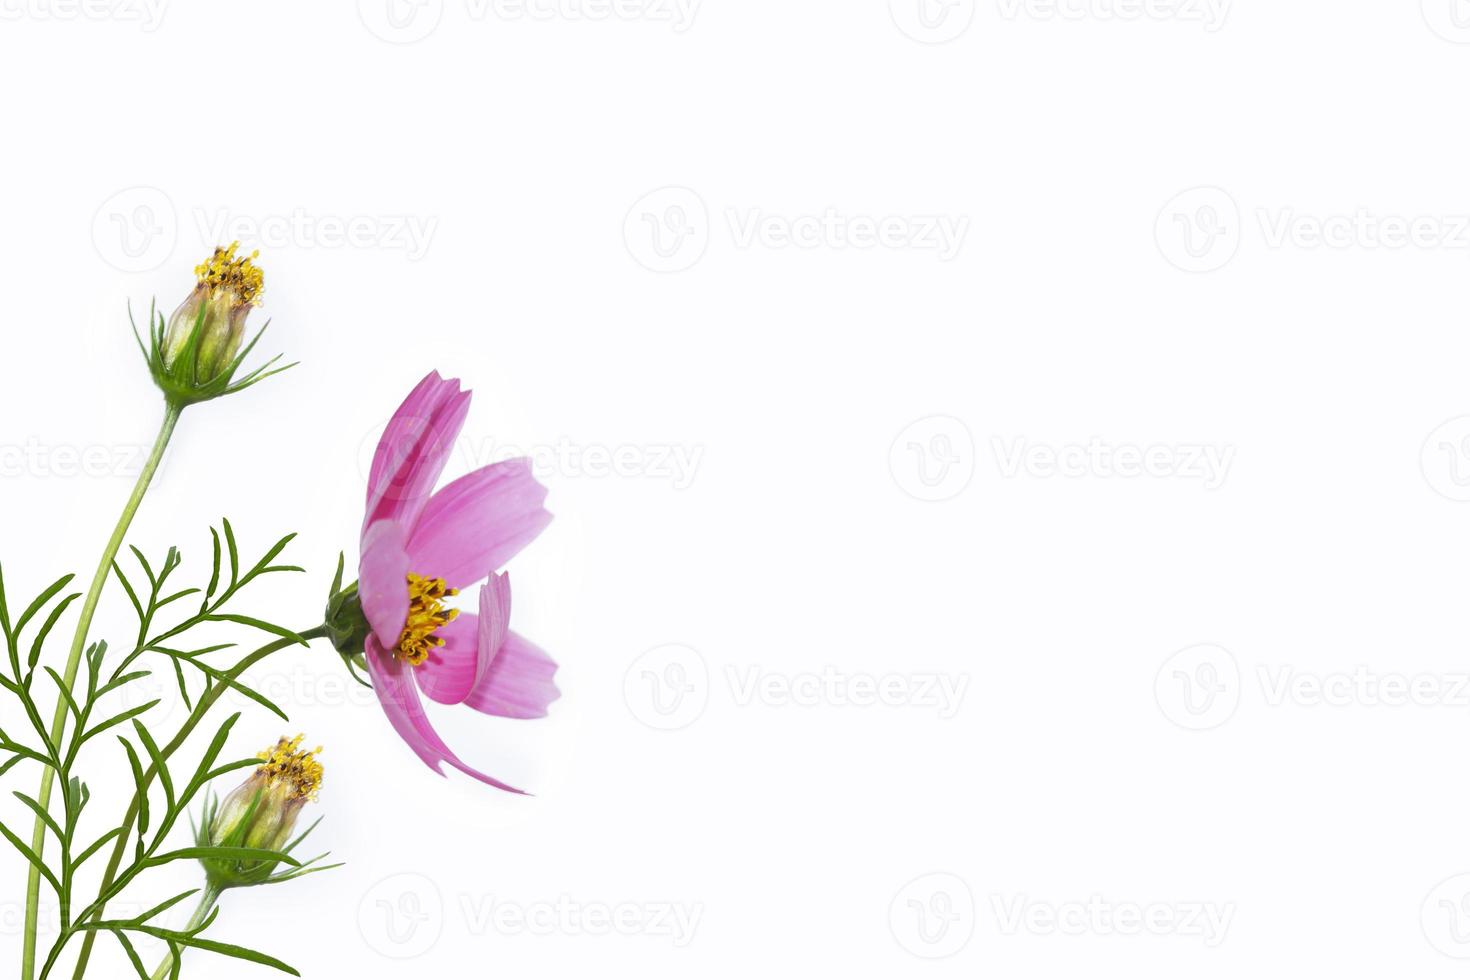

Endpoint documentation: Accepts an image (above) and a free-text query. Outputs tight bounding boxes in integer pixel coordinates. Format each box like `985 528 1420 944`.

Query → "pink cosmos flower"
356 372 558 793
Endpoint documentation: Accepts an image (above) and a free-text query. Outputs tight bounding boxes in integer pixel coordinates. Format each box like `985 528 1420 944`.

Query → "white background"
3 0 1470 976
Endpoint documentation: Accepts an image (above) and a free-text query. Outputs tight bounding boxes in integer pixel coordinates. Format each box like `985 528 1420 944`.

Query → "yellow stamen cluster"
397 573 460 667
255 734 324 802
195 241 264 306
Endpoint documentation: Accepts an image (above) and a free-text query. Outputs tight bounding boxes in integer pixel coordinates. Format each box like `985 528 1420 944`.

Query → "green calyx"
133 299 296 409
324 553 373 685
194 789 339 891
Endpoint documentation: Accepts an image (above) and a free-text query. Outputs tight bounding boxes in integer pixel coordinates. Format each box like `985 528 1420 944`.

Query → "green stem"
147 883 222 980
21 404 181 980
63 626 328 980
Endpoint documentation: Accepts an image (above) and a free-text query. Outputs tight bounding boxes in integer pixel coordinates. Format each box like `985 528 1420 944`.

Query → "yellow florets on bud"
254 734 324 803
194 242 265 307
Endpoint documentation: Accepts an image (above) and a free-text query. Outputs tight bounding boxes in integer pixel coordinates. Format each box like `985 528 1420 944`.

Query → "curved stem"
147 883 221 980
21 404 181 980
64 626 328 980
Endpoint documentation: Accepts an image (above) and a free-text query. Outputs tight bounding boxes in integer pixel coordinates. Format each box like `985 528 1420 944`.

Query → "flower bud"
163 242 261 376
138 243 294 407
199 735 325 890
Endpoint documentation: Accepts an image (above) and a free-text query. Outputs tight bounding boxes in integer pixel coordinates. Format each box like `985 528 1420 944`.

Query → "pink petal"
364 637 443 771
464 631 560 720
478 574 512 671
363 371 445 521
405 458 552 590
365 637 527 795
358 520 410 650
364 372 471 533
414 611 479 705
416 573 511 705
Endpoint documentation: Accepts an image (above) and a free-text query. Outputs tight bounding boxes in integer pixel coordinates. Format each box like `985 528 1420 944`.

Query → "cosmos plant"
0 246 558 978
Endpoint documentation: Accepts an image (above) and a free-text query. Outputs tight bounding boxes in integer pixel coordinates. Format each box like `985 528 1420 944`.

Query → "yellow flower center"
195 241 264 306
397 573 459 667
255 734 323 802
